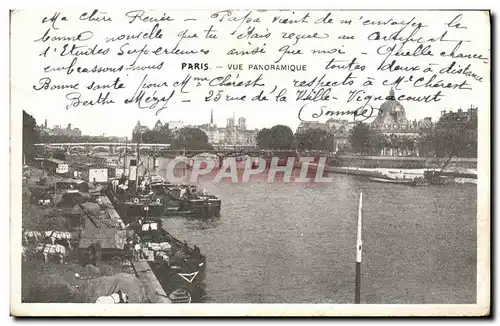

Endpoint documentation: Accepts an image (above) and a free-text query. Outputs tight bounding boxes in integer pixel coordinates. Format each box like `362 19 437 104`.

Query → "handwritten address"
15 9 490 122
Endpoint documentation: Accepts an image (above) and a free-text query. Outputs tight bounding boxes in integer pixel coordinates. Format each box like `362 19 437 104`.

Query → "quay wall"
100 195 170 303
131 260 171 304
334 155 477 169
324 166 386 178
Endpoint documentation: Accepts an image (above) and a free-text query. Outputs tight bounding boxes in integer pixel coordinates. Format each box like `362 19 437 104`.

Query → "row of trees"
256 119 477 159
419 117 477 159
132 126 213 151
347 124 416 155
256 125 336 151
131 124 173 144
348 120 477 158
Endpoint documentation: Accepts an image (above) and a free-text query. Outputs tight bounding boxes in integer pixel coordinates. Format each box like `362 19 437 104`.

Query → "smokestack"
129 159 137 181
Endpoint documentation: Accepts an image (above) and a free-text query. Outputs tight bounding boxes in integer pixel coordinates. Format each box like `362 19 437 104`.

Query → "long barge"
106 176 221 223
127 218 207 296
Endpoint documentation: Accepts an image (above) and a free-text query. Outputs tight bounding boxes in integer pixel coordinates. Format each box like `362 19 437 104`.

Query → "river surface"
160 171 477 304
98 154 477 303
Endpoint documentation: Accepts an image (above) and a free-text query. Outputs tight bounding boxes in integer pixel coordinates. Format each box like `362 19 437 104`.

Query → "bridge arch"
115 146 133 153
68 146 86 153
92 145 109 152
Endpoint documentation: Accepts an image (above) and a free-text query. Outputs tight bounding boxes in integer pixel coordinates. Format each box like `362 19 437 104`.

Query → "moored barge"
127 219 207 295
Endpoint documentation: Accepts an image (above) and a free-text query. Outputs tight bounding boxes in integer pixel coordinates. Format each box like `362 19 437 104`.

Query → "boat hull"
115 202 165 222
131 221 207 298
368 177 415 185
158 190 221 219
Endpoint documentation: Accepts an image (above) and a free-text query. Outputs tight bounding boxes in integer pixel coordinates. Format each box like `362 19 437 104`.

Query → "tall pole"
136 134 141 192
355 192 363 304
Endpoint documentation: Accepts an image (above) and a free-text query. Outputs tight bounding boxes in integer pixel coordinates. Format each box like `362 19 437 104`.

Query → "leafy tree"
419 112 477 162
256 125 295 150
133 129 173 144
421 125 476 160
171 127 213 151
349 123 383 155
295 128 335 151
256 128 272 149
23 110 39 162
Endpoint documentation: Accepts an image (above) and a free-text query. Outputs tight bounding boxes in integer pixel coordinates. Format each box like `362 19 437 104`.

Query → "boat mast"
124 137 128 177
182 148 186 185
136 133 141 191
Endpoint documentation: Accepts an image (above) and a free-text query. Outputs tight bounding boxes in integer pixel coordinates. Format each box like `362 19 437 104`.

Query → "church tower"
210 108 214 125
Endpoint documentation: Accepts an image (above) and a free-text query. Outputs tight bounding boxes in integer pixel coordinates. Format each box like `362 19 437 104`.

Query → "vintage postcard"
10 8 490 316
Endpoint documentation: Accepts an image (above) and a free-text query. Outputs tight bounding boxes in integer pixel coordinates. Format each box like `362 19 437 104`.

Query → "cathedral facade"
197 110 259 149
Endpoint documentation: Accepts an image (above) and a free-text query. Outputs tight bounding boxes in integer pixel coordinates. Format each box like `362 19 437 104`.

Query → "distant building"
326 119 355 152
38 120 82 137
370 88 420 137
293 88 442 156
296 121 328 134
438 106 478 128
238 117 247 131
369 88 423 156
226 115 235 129
132 121 149 135
197 110 258 148
167 121 184 131
417 117 433 130
153 120 163 131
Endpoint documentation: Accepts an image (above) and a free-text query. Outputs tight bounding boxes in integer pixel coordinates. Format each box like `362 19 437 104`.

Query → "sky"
12 9 490 137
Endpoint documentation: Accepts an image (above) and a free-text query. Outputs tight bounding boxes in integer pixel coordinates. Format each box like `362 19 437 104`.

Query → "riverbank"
328 166 477 182
21 167 152 303
334 155 477 170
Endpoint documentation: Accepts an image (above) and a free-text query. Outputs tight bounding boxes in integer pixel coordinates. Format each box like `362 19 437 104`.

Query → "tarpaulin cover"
71 202 101 216
78 227 126 250
84 273 148 303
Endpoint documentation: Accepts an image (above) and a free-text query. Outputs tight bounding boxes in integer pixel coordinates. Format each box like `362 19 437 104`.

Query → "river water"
101 154 477 303
159 170 477 304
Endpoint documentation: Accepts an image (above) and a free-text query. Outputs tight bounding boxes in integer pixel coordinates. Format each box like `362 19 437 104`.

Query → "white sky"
11 10 490 136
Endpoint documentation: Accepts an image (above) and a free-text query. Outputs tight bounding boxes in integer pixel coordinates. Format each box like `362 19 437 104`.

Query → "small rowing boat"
169 289 192 303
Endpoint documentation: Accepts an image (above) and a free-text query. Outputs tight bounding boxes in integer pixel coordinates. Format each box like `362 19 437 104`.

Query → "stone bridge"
35 143 316 168
34 142 172 154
